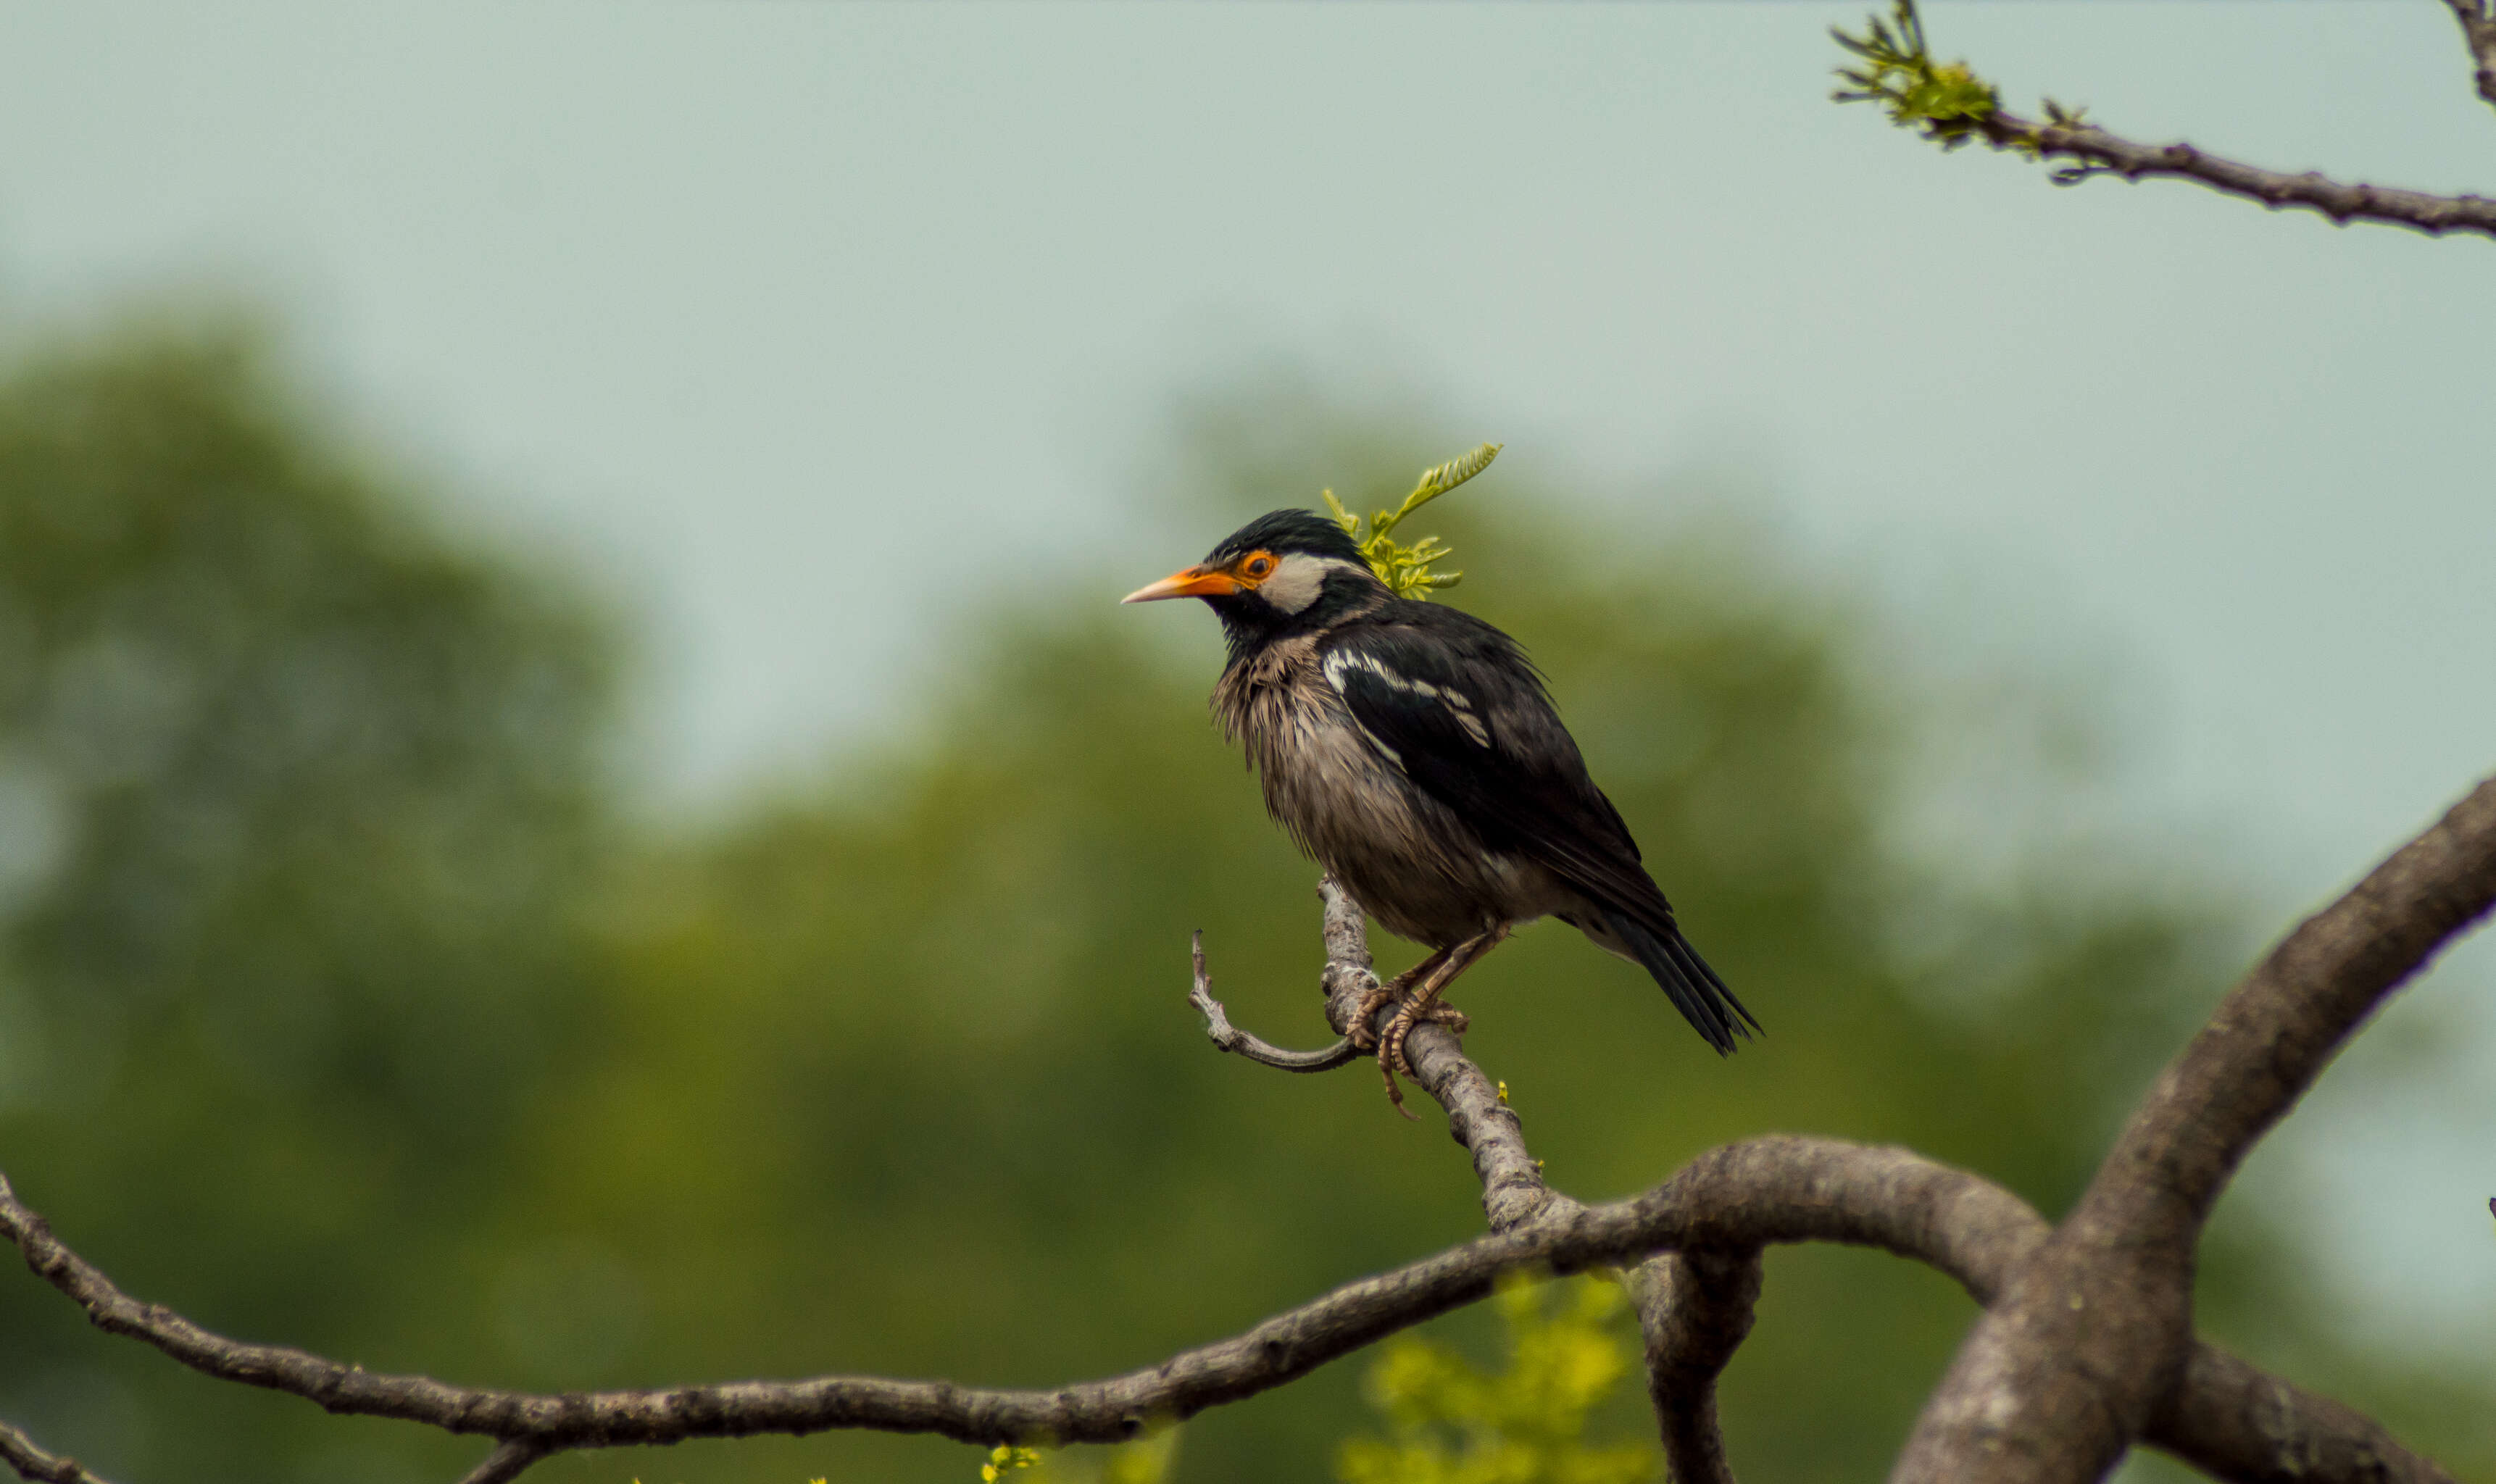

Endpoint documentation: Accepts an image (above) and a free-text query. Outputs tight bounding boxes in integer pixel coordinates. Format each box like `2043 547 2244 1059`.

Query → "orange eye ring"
1239 552 1277 581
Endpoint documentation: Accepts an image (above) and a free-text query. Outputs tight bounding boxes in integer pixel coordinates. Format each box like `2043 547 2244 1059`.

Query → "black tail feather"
1604 909 1760 1056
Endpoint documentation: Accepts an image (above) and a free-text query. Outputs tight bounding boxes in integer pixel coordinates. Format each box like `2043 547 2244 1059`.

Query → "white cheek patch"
1255 554 1363 614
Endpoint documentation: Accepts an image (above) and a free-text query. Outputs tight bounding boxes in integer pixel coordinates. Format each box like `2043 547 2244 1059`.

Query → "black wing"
1320 606 1757 1050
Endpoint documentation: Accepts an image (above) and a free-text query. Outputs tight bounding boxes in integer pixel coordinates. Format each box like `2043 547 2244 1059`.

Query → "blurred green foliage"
1336 1274 1651 1484
0 319 616 1483
0 317 2485 1484
993 1427 1178 1484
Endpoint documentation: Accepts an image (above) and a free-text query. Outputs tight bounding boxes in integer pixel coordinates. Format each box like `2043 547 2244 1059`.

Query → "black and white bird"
1124 508 1755 1105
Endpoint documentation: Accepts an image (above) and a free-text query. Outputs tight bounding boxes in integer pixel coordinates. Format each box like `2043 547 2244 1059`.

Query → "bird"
1123 507 1756 1110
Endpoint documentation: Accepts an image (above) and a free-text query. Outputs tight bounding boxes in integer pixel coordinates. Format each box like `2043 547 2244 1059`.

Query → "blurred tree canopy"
0 321 617 1481
0 320 2484 1484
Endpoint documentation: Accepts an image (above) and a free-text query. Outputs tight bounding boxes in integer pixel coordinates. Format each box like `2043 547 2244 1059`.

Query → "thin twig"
454 1439 547 1484
0 1420 113 1484
1187 930 1358 1072
1184 880 1568 1225
1972 107 2496 239
1900 775 2496 1483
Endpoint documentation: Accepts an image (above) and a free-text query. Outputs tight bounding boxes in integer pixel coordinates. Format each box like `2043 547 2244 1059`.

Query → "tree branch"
1630 1249 1760 1484
452 1440 546 1484
2155 1345 2455 1484
5 864 2467 1483
1899 775 2496 1482
1839 0 2496 239
2442 0 2496 112
0 1139 1961 1456
1302 878 1775 1464
1973 108 2496 240
1187 930 1358 1072
4 1129 2447 1482
0 1421 113 1484
1260 880 2459 1484
1311 879 1573 1233
1191 879 1571 1230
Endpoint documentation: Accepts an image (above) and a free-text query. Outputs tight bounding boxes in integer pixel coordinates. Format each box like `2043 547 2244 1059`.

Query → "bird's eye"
1241 554 1276 580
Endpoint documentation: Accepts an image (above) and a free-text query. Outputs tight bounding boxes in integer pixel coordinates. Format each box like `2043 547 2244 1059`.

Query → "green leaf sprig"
1322 442 1501 601
1831 0 1998 146
1834 0 2095 173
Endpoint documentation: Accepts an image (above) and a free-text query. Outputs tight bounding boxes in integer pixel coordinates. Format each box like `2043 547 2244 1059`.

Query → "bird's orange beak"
1120 564 1242 604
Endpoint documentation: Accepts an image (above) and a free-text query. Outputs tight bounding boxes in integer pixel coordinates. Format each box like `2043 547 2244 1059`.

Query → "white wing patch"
1439 686 1492 747
1352 720 1404 770
1323 649 1493 749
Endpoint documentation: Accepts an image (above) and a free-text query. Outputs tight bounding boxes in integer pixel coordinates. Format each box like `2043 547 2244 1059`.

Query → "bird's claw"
1375 996 1467 1119
1345 983 1399 1053
1365 928 1504 1115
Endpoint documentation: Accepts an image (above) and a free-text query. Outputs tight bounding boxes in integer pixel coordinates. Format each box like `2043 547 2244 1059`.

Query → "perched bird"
1124 508 1755 1107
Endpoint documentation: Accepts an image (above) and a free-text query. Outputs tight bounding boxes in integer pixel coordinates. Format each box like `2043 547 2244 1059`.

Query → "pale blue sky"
4 0 2491 1372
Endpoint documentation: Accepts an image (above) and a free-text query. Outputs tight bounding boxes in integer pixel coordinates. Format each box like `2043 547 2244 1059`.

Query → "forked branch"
1191 880 2456 1484
8 791 2483 1484
1899 775 2496 1481
0 1124 2452 1484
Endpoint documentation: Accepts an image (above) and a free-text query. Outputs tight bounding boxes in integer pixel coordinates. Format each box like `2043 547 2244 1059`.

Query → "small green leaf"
1330 443 1501 601
1831 0 1997 140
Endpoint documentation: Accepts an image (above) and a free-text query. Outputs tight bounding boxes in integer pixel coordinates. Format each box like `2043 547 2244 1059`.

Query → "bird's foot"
1346 950 1446 1051
1375 997 1468 1121
1350 971 1438 1120
1368 928 1506 1117
1344 981 1401 1054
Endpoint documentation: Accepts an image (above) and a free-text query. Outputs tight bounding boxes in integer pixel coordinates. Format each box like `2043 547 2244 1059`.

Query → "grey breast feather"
1212 635 1551 945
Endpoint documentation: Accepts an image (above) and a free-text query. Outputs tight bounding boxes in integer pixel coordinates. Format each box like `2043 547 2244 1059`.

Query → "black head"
1203 509 1367 568
1121 507 1389 654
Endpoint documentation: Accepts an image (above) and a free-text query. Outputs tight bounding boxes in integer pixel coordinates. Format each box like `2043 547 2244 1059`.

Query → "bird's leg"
1347 945 1454 1051
1378 925 1510 1116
